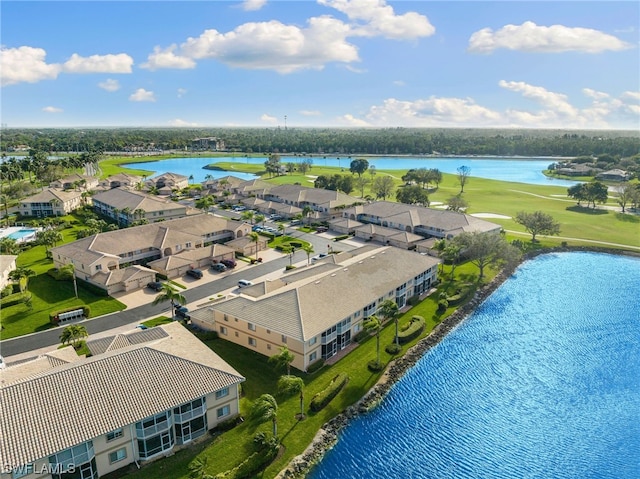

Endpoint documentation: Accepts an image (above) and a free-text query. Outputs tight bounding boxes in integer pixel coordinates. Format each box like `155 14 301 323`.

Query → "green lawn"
0 215 126 339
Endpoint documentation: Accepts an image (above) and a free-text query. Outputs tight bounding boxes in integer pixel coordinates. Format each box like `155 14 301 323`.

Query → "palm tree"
0 237 19 255
195 195 214 213
251 394 278 438
241 210 256 225
9 267 36 293
269 345 295 376
301 244 314 265
302 206 313 226
59 324 88 348
278 375 305 420
248 231 260 260
254 213 265 226
152 283 186 321
364 314 383 368
1 194 10 227
378 299 400 346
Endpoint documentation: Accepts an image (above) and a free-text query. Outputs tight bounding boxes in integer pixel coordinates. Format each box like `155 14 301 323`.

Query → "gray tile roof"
211 246 439 340
0 323 244 468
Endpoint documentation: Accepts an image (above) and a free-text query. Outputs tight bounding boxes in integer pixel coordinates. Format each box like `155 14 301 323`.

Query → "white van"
238 279 253 288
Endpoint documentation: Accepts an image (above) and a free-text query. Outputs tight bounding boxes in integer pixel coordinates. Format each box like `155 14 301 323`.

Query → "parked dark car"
175 306 190 320
147 281 163 291
220 259 236 269
186 269 203 279
211 263 227 272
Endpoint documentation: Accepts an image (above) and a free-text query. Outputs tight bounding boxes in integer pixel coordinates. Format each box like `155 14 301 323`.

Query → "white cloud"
42 106 63 113
149 0 432 73
98 78 121 92
0 46 61 86
393 80 405 87
169 118 199 127
468 21 632 54
180 17 358 73
337 113 371 127
129 88 156 102
177 88 187 98
62 53 133 73
299 110 321 116
242 0 267 11
319 0 435 40
583 88 609 100
141 45 196 71
260 113 278 124
345 82 639 129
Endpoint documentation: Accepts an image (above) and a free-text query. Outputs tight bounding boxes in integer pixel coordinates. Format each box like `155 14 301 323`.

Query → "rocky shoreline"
275 246 639 479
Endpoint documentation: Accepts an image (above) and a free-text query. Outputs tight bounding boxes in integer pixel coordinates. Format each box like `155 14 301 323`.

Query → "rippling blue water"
309 252 640 479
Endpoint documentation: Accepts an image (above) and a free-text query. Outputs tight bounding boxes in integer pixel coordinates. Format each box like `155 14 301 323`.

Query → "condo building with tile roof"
0 322 244 479
190 245 440 372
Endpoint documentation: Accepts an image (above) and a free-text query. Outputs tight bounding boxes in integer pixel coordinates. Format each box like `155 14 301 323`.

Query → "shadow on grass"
566 205 609 215
615 212 640 223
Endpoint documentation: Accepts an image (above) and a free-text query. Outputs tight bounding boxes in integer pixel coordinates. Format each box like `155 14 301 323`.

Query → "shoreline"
276 245 640 479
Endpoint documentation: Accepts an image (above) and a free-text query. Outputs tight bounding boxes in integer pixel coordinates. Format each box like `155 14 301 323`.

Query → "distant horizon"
2 1 638 129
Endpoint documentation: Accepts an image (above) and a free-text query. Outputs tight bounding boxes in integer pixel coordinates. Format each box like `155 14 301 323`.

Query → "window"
281 335 287 343
217 405 230 419
215 387 229 399
248 337 257 347
309 337 317 346
109 448 127 464
267 344 271 350
248 323 256 331
223 314 228 321
309 351 317 362
95 264 102 271
106 428 123 441
235 332 239 337
186 242 192 248
219 326 227 335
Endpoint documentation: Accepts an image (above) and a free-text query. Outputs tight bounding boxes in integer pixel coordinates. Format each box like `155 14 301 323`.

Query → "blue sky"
1 0 638 129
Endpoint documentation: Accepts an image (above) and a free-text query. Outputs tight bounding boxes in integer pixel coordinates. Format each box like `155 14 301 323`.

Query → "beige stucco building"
190 245 440 372
0 322 244 479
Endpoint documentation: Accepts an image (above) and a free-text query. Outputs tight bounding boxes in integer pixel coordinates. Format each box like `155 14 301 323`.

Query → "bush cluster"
397 315 425 344
306 358 325 374
213 441 279 479
0 291 31 308
47 266 74 281
310 373 349 412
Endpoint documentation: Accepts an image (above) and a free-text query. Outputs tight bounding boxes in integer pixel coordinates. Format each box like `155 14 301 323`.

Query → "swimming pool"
0 227 39 243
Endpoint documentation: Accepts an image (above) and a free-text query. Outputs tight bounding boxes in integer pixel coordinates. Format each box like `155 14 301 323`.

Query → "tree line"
2 127 639 158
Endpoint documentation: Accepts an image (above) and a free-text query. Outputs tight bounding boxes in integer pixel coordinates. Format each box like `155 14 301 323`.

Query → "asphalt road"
0 229 356 358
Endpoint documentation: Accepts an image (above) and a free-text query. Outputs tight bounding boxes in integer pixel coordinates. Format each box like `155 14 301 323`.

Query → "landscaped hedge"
446 285 473 305
213 442 279 479
306 358 325 373
310 373 349 412
49 305 91 324
332 234 349 241
47 266 74 281
397 315 425 344
0 291 31 308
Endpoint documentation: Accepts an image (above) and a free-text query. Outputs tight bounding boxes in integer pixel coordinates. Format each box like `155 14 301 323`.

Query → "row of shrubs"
0 291 32 308
212 436 279 479
310 373 349 412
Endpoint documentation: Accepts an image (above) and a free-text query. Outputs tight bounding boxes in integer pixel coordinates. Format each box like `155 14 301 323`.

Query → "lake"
123 156 579 188
308 252 640 479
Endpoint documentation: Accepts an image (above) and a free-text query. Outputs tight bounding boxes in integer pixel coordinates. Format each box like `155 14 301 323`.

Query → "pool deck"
0 226 40 243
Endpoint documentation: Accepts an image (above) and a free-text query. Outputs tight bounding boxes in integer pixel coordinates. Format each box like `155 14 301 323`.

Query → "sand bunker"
471 213 511 219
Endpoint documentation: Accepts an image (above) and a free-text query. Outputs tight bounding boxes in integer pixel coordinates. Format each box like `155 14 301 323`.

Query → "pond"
123 156 578 187
308 252 640 479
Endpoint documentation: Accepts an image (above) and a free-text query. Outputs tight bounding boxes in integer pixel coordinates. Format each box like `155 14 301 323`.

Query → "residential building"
596 169 630 182
49 174 99 190
192 137 226 151
0 254 17 290
18 188 85 218
98 173 143 190
92 188 198 226
190 245 440 372
50 215 251 293
144 172 189 193
339 201 501 240
0 322 244 479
